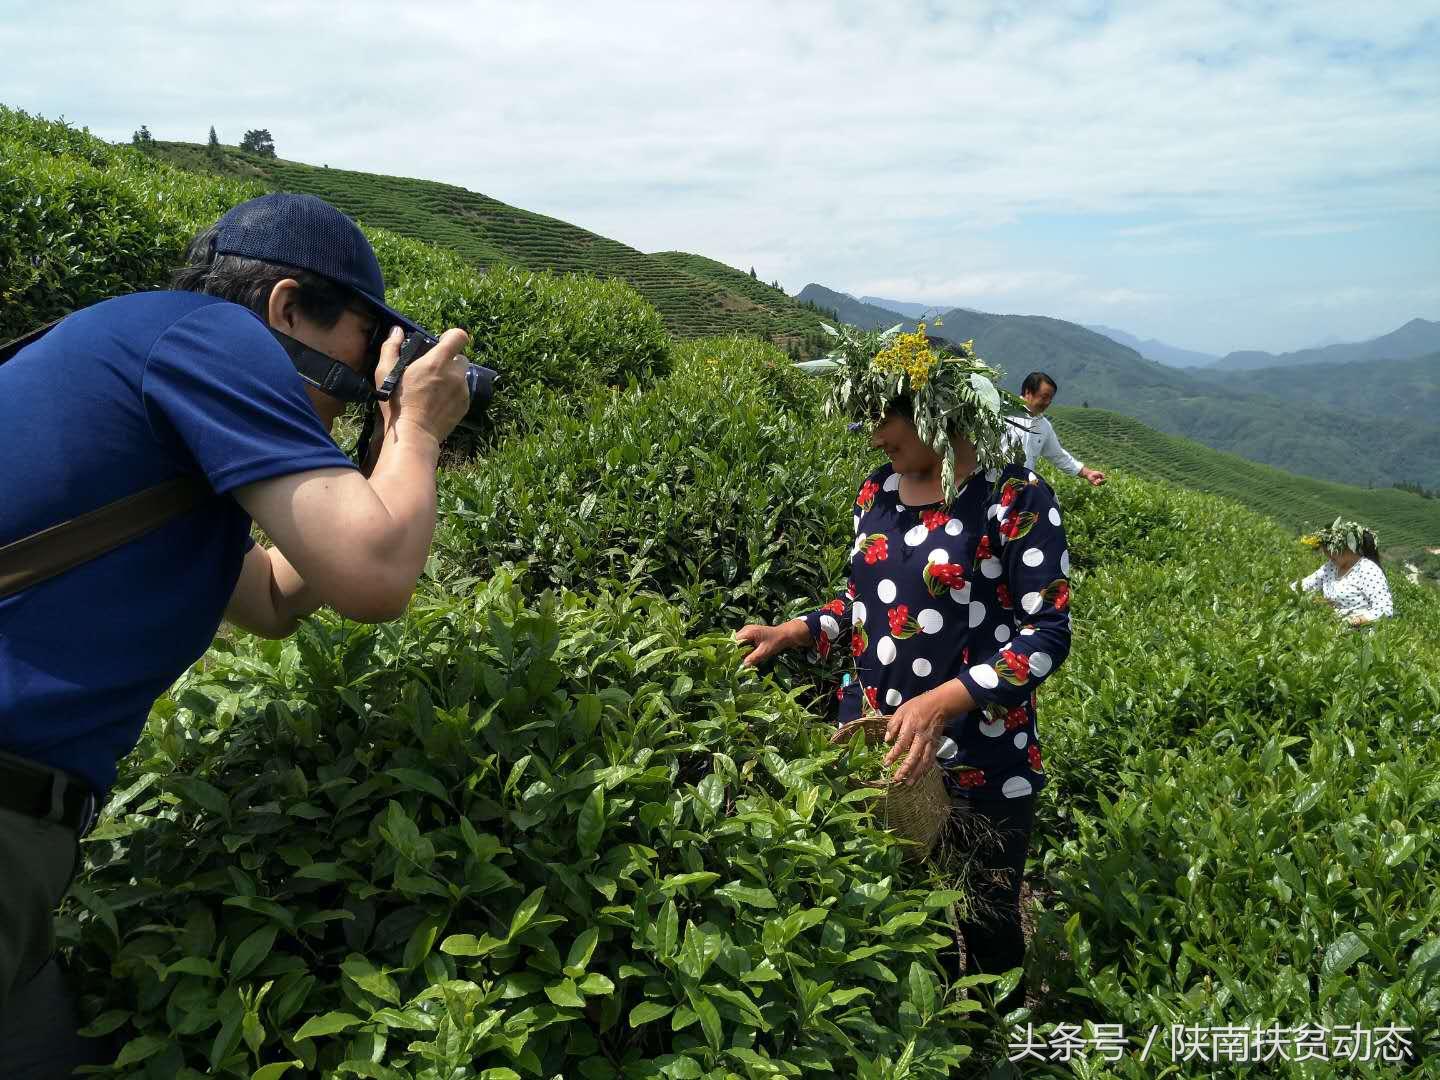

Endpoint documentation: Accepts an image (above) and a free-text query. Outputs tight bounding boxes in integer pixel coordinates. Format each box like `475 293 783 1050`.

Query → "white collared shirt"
1003 412 1083 475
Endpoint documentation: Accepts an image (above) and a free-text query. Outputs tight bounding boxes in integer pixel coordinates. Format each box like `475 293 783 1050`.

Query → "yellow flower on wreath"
871 323 940 387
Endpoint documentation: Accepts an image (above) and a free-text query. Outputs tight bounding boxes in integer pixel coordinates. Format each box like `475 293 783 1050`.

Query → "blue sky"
2 0 1436 354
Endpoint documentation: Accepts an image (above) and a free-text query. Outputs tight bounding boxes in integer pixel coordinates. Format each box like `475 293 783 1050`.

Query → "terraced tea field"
1049 406 1440 557
149 143 830 350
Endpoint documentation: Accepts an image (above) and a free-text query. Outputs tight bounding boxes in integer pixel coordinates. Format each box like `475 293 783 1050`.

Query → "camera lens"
465 363 497 406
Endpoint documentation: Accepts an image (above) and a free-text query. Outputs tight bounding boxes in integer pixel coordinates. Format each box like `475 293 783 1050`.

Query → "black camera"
377 330 497 408
352 329 499 467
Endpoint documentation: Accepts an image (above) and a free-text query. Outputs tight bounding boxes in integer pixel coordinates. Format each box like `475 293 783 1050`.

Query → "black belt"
0 751 100 835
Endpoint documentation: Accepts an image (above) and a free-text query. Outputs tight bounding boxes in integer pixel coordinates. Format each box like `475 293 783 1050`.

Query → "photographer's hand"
373 326 473 446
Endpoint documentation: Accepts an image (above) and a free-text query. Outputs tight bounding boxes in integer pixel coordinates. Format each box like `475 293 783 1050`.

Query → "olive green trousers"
0 805 112 1077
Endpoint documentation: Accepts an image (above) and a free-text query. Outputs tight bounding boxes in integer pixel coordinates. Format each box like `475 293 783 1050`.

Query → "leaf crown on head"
1314 516 1374 555
802 321 1026 500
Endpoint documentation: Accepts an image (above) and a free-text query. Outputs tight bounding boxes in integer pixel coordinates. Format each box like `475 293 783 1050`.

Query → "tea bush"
1 108 672 439
1018 472 1440 1074
0 106 263 338
431 335 856 636
368 233 672 441
66 579 986 1078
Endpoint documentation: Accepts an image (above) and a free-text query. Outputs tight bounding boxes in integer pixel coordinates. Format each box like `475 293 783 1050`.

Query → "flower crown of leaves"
1313 516 1374 555
797 321 1026 500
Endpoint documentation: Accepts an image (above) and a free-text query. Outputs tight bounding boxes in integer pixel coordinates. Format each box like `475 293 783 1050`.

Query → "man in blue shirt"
0 193 476 1074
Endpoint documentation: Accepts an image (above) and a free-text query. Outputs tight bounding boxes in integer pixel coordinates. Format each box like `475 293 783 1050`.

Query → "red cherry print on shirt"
888 604 909 636
929 562 966 589
921 509 951 531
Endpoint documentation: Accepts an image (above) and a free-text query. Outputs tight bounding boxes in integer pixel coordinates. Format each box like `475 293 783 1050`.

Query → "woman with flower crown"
734 326 1072 1012
1294 518 1393 626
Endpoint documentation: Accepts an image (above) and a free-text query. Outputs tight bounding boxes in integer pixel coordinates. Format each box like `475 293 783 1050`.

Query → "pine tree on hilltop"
131 125 153 147
750 266 757 279
208 126 219 148
207 125 222 160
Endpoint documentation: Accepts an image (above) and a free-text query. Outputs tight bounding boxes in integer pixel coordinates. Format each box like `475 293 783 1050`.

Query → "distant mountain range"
794 283 1440 489
1084 325 1220 368
795 285 922 333
857 296 938 319
1206 318 1440 372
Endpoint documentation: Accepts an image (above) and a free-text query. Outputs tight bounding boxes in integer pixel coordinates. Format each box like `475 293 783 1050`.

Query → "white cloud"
0 0 1435 351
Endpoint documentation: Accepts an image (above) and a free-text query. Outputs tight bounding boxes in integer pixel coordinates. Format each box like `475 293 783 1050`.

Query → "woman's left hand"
883 691 950 785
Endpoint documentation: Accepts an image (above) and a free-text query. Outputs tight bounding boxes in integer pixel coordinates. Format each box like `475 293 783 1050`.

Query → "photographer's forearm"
361 415 443 589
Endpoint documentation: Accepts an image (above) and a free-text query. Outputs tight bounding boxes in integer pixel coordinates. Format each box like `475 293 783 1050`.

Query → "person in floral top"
735 326 1071 1011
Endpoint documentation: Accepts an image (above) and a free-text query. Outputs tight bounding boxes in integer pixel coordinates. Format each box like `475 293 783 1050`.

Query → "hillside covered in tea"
145 140 834 356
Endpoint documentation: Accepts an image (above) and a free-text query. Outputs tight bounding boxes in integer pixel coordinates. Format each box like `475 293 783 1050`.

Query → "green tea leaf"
565 927 600 974
231 925 278 980
294 1011 363 1039
508 886 547 940
578 786 605 857
544 978 585 1008
114 1035 168 1067
1322 933 1369 979
386 768 451 804
629 1001 673 1026
169 776 229 817
685 988 723 1051
715 883 777 910
660 871 720 894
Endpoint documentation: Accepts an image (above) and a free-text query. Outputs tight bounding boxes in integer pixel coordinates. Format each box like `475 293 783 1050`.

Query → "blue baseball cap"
212 193 421 334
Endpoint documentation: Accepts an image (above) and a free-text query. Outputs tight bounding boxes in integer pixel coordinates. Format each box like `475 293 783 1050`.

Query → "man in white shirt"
1004 372 1106 486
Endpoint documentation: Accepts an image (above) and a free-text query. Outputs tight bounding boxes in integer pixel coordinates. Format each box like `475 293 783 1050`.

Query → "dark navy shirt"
805 462 1072 800
0 292 355 792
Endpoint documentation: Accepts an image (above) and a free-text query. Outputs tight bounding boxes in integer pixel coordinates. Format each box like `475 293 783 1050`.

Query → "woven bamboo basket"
829 714 951 861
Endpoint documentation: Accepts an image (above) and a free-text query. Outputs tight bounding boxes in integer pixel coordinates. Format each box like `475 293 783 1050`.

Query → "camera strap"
0 318 211 601
268 329 376 404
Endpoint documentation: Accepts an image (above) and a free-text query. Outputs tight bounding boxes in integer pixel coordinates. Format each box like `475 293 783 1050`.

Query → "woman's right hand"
734 619 810 667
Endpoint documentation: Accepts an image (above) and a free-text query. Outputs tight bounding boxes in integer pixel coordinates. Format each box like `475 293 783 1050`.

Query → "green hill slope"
1195 349 1440 424
1047 405 1440 556
147 142 830 353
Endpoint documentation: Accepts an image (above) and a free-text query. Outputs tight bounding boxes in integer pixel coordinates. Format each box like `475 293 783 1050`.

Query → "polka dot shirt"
1295 557 1394 621
805 462 1072 801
